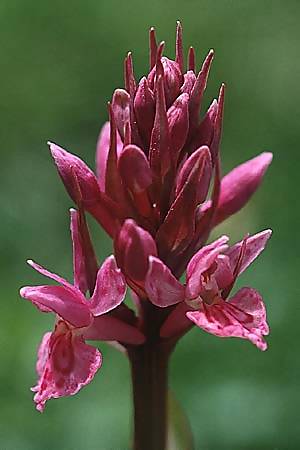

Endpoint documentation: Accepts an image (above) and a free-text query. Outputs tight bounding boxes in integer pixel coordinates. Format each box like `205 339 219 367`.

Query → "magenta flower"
145 229 272 350
20 209 144 411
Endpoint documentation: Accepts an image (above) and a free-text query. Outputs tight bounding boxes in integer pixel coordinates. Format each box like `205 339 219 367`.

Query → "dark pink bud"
167 93 189 165
175 146 212 203
213 152 273 225
149 75 170 179
190 99 218 153
189 50 214 132
114 219 157 284
188 46 196 72
124 52 136 97
118 144 153 193
156 148 212 260
148 56 183 108
175 21 184 73
210 83 225 163
149 27 158 69
180 70 196 96
96 121 123 192
50 142 100 205
50 142 120 236
134 77 155 147
111 88 131 141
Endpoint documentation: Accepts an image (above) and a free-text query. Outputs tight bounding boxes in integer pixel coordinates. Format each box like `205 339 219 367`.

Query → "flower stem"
128 342 169 450
127 302 172 450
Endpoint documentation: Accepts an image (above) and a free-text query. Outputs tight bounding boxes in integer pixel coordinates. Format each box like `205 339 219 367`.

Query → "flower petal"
186 287 268 350
70 208 98 295
186 236 229 298
89 256 126 316
26 259 75 292
20 285 92 328
35 332 52 377
32 325 101 412
226 229 272 276
145 256 185 307
84 315 145 345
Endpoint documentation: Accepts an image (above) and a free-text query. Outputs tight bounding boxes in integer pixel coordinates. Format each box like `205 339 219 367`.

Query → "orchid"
21 22 273 450
20 209 144 411
145 229 271 350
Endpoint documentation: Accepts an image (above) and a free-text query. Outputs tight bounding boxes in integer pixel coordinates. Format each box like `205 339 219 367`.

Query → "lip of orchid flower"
31 321 103 412
145 229 272 350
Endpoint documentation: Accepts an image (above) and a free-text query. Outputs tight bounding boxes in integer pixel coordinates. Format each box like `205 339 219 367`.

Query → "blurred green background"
0 0 298 449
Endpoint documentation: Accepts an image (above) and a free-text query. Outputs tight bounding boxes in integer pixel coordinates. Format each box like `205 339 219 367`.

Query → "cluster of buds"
21 23 272 411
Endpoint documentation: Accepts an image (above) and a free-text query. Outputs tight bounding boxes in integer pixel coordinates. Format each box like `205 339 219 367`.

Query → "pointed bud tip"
261 151 273 164
19 287 27 297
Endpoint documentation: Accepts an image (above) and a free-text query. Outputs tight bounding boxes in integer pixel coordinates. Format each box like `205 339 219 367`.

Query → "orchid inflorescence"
20 22 272 414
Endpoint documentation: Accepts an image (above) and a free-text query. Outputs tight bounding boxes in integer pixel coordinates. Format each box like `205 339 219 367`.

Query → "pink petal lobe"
145 256 184 307
26 259 75 291
84 315 145 345
35 332 52 377
226 229 272 276
32 324 102 412
20 285 91 328
186 236 229 298
213 254 234 289
90 256 126 316
213 152 273 225
186 287 268 350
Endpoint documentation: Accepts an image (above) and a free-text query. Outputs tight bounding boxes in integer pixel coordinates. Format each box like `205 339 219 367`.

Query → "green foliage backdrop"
0 1 298 448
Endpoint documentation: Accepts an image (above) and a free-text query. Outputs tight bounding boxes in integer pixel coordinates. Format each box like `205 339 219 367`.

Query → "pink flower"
49 23 272 275
20 209 144 411
145 230 272 350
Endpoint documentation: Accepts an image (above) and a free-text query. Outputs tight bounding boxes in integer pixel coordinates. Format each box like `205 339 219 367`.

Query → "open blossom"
20 209 144 411
49 22 272 276
144 228 272 350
